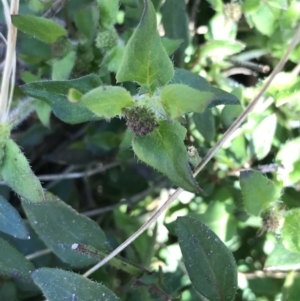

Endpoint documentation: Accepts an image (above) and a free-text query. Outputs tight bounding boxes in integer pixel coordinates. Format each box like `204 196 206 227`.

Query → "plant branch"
82 24 300 276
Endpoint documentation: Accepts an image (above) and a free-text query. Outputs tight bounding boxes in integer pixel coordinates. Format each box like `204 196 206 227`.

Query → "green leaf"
32 268 119 301
204 0 223 12
176 216 237 301
51 51 76 81
251 114 277 160
220 105 243 130
282 209 300 253
247 4 276 36
0 123 10 165
116 0 174 92
161 0 189 65
79 86 134 118
0 139 44 203
193 110 216 143
161 37 183 56
132 121 200 192
239 169 281 216
242 0 260 13
265 242 300 271
121 0 139 7
98 0 119 29
161 84 214 118
34 100 51 128
267 0 288 10
200 40 245 59
74 3 99 42
0 195 29 239
171 69 240 107
0 281 18 301
22 191 111 268
67 88 83 103
276 137 300 186
282 274 300 301
12 15 67 44
21 75 102 124
0 237 36 288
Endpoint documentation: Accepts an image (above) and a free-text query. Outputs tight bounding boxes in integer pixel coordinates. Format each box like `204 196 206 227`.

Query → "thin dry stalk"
0 0 19 122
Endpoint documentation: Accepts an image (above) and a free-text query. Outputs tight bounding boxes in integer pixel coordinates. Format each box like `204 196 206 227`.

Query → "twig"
82 24 300 277
26 248 52 260
0 162 119 185
83 179 166 217
228 58 270 74
43 0 64 18
190 0 201 35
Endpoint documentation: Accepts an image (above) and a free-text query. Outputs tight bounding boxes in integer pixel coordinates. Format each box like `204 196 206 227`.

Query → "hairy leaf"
22 191 111 268
12 15 66 44
171 69 240 106
282 209 300 253
79 86 134 118
32 268 119 301
161 0 189 65
251 114 277 160
0 139 44 203
240 169 281 216
52 51 76 81
98 0 119 29
0 237 36 288
0 195 29 239
161 84 213 118
0 123 10 165
220 105 243 130
74 3 99 42
176 216 237 301
265 242 300 271
116 0 174 92
193 110 216 143
21 75 102 124
132 121 200 192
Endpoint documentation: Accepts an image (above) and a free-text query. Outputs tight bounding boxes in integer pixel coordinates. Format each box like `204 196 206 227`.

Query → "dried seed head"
257 209 283 236
123 106 159 136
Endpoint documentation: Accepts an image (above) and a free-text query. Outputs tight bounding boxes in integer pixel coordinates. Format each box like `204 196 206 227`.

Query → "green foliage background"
0 0 300 300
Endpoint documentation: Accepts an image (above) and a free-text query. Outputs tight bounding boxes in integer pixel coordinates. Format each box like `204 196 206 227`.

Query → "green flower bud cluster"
52 37 73 58
95 29 118 53
223 3 242 22
123 106 158 136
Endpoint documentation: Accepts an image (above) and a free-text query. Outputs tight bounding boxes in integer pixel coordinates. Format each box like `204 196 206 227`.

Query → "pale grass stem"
83 24 300 278
0 0 19 122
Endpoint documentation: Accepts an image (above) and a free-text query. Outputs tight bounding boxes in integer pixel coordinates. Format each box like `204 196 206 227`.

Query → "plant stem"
26 248 52 260
0 0 19 122
8 97 36 128
82 24 300 277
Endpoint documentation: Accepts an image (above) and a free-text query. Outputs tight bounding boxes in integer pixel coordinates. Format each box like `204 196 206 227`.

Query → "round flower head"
123 106 159 136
